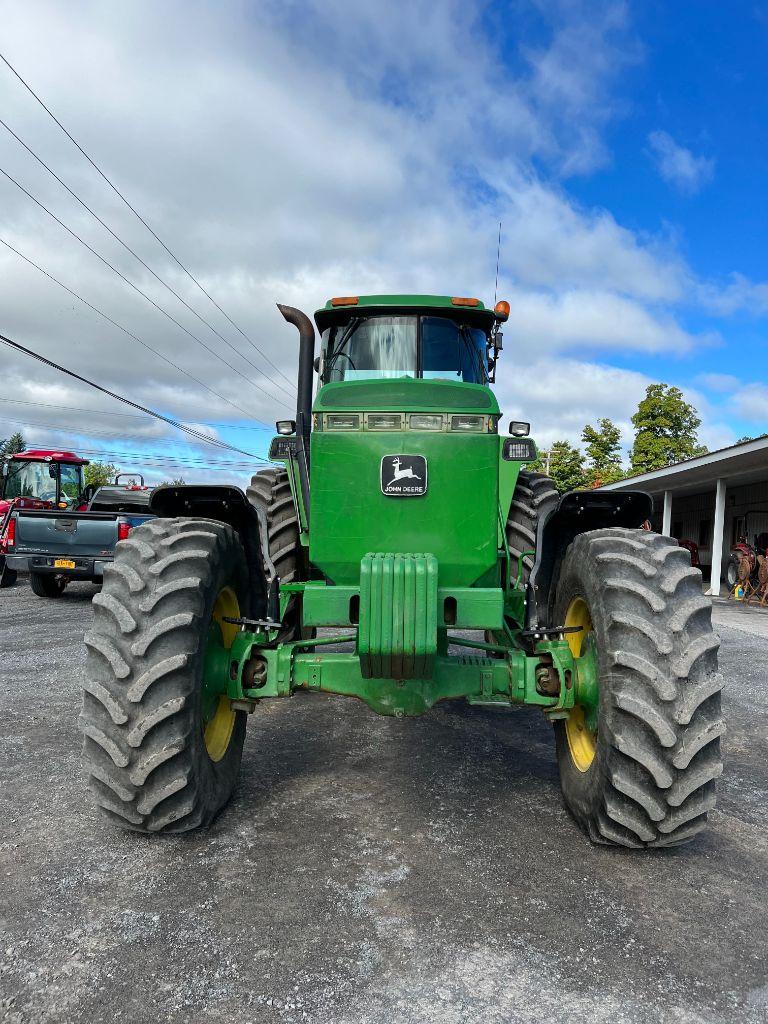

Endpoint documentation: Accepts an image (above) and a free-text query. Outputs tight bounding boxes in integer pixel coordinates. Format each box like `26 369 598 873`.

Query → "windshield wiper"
325 317 362 378
458 325 487 384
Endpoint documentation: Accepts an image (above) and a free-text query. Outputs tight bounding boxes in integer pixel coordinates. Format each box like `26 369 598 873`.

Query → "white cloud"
731 382 768 423
0 0 748 480
694 372 741 393
647 130 715 195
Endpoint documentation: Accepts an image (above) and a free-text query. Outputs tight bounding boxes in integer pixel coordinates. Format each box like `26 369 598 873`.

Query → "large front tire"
554 528 724 848
81 518 250 833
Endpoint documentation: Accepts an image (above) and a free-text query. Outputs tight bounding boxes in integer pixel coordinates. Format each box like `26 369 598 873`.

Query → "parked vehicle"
82 293 723 849
3 469 154 597
0 449 89 587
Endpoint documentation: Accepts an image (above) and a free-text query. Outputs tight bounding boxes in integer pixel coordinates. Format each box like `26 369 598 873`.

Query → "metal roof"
602 436 768 497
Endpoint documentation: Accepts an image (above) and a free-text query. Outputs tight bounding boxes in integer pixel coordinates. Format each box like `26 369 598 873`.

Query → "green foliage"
546 440 586 493
0 431 26 457
84 461 119 489
630 384 706 473
159 477 186 486
582 417 625 487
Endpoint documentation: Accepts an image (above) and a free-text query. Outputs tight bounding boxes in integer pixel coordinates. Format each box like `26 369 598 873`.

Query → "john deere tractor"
81 295 724 847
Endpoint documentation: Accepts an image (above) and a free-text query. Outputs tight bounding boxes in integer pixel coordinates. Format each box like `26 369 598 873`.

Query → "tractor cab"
0 449 89 517
316 294 504 386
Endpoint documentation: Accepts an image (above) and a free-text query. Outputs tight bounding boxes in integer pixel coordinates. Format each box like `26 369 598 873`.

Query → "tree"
582 417 624 487
630 384 706 474
159 477 186 486
546 440 586 493
1 431 26 457
84 461 119 489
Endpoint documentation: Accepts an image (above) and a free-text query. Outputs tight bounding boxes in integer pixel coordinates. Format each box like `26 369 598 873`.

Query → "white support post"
707 478 726 598
662 491 672 536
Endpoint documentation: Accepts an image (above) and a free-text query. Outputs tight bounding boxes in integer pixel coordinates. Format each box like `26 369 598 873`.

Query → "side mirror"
49 465 58 479
313 354 325 375
1 462 8 477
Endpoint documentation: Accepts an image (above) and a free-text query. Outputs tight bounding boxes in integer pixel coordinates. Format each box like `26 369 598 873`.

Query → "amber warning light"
494 300 510 321
330 296 359 307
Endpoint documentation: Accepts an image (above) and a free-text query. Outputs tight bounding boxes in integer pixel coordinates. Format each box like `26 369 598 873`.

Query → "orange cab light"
494 300 510 321
451 296 480 307
331 296 359 307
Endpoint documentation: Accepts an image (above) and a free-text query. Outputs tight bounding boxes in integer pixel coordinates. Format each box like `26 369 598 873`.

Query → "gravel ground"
1 578 767 1024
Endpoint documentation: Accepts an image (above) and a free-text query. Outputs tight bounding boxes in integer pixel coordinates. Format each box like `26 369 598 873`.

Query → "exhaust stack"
277 303 314 522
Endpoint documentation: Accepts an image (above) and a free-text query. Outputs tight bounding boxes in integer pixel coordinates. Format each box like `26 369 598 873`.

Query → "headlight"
450 414 484 432
367 413 403 430
503 438 537 461
326 414 360 430
409 414 443 431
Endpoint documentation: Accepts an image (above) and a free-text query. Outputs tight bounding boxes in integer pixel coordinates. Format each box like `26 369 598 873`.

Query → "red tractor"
0 449 89 587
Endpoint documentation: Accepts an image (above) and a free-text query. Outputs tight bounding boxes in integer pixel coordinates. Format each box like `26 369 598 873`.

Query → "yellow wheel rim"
204 586 239 762
564 597 597 772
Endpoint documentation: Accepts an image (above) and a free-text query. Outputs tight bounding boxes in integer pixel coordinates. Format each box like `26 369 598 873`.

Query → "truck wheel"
246 468 309 642
0 559 17 588
30 572 66 598
506 469 559 584
553 528 724 848
81 518 250 833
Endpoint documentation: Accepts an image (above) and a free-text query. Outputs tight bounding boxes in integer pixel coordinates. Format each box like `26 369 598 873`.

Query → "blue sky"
1 1 766 480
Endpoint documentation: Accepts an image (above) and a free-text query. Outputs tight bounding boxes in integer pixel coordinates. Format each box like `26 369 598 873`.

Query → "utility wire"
0 165 289 409
0 330 267 460
0 411 259 452
0 395 271 432
0 236 271 426
0 116 296 402
23 441 258 474
0 51 296 392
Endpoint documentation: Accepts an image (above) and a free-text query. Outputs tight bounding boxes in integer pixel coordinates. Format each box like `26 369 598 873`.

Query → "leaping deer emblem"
387 457 422 486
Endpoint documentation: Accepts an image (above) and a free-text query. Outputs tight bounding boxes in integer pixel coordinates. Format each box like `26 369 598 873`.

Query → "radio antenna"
493 221 502 305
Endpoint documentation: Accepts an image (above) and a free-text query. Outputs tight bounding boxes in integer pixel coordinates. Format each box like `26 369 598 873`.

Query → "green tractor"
81 294 724 847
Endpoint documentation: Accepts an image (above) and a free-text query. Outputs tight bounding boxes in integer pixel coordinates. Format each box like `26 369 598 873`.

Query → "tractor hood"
309 378 501 587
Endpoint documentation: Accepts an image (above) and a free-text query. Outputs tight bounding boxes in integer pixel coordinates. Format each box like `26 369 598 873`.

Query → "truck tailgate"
14 510 119 557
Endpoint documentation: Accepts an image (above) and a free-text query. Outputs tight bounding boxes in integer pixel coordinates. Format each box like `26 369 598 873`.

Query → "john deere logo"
381 455 427 497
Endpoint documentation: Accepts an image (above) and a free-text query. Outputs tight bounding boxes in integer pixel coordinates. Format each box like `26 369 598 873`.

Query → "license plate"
54 559 76 569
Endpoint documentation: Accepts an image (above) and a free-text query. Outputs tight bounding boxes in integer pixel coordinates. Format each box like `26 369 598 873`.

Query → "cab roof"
314 294 496 332
4 448 89 465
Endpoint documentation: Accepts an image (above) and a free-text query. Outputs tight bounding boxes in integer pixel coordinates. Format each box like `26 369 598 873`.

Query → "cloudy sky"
1 0 767 483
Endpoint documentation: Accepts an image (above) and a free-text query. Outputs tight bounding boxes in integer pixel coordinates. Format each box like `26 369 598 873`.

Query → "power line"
0 411 261 453
0 165 290 410
0 115 296 403
0 235 270 426
0 50 297 392
0 329 267 460
22 441 259 475
0 395 271 432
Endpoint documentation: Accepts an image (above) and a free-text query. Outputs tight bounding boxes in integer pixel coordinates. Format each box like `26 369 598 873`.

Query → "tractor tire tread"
554 528 724 848
81 517 248 833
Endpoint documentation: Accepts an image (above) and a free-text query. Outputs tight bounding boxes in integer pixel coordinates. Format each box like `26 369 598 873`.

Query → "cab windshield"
2 460 83 507
322 315 488 384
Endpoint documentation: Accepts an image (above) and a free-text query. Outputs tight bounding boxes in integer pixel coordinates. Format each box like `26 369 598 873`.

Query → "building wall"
650 480 768 579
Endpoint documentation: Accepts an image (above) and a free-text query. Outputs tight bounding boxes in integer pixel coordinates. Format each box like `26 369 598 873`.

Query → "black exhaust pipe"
277 303 314 523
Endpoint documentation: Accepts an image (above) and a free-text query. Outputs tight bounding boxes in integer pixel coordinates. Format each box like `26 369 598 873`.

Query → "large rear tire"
81 518 250 833
246 468 309 642
554 528 724 848
506 469 559 585
29 572 66 598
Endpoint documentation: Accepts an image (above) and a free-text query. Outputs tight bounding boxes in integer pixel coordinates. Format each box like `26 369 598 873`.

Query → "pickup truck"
4 480 154 598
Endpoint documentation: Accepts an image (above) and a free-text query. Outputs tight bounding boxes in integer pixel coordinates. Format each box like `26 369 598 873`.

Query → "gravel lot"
1 578 767 1024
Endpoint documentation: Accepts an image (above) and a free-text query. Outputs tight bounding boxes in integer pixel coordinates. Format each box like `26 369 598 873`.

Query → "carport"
601 436 768 596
